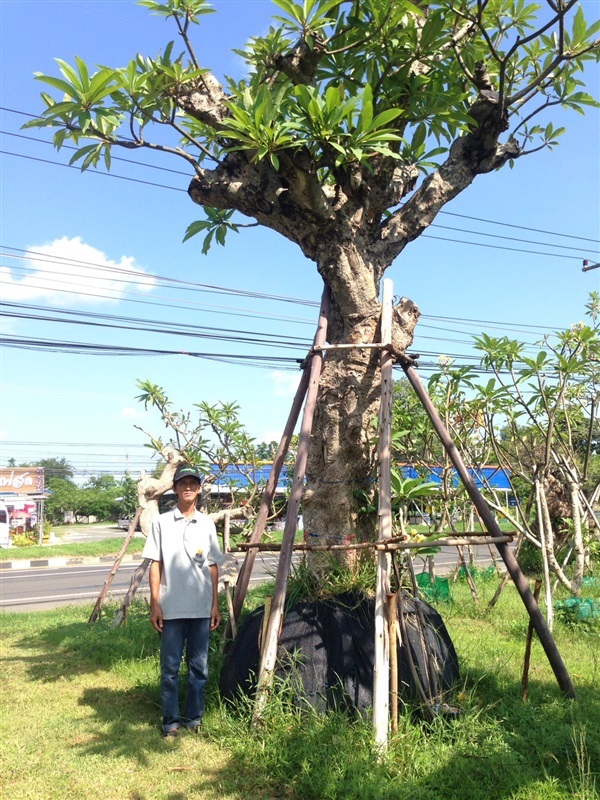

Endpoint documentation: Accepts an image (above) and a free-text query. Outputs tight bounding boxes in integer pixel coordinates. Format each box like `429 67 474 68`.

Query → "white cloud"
121 406 147 420
261 430 283 444
0 236 157 305
269 370 301 398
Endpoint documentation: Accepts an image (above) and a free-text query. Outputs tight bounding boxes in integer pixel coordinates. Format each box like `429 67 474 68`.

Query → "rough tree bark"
186 86 517 546
137 446 185 535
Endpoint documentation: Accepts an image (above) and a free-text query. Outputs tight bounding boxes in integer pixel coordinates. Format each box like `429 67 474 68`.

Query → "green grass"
0 537 147 561
1 581 598 800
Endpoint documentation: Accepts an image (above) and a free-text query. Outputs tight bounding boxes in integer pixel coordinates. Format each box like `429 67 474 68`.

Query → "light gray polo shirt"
142 507 223 620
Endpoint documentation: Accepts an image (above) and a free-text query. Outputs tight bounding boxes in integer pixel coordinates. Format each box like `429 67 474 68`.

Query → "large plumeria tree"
27 0 600 548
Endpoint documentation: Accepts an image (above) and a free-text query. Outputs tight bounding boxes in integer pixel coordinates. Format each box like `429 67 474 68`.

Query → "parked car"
118 516 141 531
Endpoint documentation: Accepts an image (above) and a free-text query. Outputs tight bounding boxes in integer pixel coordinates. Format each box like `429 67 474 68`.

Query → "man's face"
174 476 201 503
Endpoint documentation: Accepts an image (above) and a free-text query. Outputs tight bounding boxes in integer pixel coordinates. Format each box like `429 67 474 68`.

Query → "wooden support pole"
233 534 513 552
374 278 394 751
522 579 542 701
112 557 152 627
224 291 328 643
401 362 577 699
88 508 141 623
388 593 399 733
252 288 330 723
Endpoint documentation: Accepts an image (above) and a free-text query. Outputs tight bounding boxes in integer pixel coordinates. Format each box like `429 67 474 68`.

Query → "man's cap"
173 464 202 484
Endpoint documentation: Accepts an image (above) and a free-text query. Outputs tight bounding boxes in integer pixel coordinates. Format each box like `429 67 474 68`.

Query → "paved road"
0 543 506 613
0 553 282 613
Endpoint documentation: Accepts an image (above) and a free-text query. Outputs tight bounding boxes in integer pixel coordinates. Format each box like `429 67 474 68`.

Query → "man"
142 463 222 737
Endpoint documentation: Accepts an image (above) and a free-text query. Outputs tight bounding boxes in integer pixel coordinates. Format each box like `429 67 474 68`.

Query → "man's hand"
210 602 221 631
150 601 163 633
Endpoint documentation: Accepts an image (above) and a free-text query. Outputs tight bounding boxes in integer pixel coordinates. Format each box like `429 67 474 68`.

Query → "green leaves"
390 470 439 502
271 0 342 36
183 208 239 254
292 82 404 166
138 0 215 25
221 84 298 168
23 58 124 155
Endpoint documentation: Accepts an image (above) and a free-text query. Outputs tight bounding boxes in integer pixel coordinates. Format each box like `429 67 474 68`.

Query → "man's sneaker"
162 727 179 738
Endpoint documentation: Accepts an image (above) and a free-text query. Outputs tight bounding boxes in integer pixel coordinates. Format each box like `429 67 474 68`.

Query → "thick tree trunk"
303 281 419 553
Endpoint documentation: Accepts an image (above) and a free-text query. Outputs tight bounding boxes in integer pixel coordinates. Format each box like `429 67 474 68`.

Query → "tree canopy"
27 0 600 547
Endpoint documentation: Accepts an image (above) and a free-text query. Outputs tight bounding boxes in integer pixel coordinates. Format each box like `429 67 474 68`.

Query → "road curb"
0 553 144 570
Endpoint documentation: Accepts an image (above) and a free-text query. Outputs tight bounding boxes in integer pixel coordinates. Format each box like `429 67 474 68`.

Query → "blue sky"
0 0 599 482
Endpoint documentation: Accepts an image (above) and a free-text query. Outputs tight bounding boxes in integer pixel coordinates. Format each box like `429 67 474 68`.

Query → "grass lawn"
0 537 148 561
1 579 598 800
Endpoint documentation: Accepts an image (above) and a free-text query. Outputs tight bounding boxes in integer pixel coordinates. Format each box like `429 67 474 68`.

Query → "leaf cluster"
23 0 600 249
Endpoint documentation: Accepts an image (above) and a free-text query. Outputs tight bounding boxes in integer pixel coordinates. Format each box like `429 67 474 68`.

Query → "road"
0 544 503 613
0 553 282 613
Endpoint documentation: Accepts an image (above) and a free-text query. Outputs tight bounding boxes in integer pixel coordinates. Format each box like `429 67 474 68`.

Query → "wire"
2 107 598 245
0 333 304 368
0 301 311 351
4 146 596 261
0 246 318 305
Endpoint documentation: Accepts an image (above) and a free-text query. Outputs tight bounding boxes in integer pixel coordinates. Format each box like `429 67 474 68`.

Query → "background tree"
118 473 140 517
135 379 276 533
27 0 600 550
43 477 79 525
31 457 74 482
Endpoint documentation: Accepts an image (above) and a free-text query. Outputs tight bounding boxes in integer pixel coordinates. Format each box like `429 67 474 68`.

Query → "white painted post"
373 279 394 751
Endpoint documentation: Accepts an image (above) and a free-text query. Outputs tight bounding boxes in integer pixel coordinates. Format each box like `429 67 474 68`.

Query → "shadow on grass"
8 606 159 683
5 603 599 799
191 668 600 800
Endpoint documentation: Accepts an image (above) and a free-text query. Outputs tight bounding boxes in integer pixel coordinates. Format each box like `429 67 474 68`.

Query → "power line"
5 132 596 257
0 301 311 351
1 246 318 305
0 333 304 368
3 147 595 261
2 106 598 246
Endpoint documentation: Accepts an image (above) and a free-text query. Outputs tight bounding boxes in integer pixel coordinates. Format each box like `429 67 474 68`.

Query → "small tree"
418 295 600 596
27 0 600 549
134 379 281 531
43 476 79 525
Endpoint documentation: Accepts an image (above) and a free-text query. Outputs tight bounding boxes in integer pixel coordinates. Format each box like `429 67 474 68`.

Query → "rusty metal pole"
401 362 577 699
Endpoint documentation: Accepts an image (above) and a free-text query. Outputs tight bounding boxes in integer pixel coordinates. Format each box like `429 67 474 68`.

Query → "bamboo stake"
233 535 514 552
388 593 399 733
536 479 555 631
374 279 394 751
88 508 142 623
522 580 542 701
259 597 272 660
224 291 328 643
252 288 329 724
402 362 576 699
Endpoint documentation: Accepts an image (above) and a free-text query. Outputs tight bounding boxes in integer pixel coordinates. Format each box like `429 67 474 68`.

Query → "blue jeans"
160 617 211 733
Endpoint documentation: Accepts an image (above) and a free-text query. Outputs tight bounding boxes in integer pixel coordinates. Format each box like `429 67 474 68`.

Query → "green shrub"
11 532 37 547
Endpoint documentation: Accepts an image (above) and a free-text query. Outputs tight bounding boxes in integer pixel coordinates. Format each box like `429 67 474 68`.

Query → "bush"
11 532 38 547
